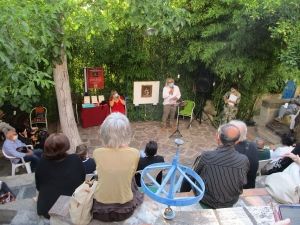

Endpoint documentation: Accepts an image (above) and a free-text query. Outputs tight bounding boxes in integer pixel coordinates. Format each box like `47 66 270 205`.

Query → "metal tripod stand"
169 103 183 138
187 96 217 129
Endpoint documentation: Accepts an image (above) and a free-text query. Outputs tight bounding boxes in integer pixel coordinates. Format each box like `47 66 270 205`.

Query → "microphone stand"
169 102 183 138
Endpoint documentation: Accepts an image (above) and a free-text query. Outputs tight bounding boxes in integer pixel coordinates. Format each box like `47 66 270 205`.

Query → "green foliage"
2 0 299 125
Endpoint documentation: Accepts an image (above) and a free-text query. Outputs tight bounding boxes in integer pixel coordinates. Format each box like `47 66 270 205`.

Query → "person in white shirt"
162 77 181 131
267 133 296 170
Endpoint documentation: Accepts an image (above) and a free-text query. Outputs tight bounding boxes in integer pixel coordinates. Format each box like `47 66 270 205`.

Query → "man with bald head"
180 123 249 208
3 130 42 172
229 120 259 189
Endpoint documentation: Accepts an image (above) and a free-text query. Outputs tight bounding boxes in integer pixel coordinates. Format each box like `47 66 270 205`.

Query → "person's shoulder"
201 150 216 156
87 157 95 163
126 147 140 155
2 139 9 146
248 141 257 149
155 155 165 161
68 154 82 161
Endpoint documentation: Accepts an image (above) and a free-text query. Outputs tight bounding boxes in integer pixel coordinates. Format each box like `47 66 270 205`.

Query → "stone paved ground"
0 118 274 177
0 119 282 224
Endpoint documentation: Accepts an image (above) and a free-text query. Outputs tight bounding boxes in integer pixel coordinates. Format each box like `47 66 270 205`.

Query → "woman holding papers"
220 83 241 125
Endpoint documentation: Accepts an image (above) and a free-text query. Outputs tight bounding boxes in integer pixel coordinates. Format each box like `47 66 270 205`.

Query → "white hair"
100 112 132 149
165 77 174 87
229 120 247 141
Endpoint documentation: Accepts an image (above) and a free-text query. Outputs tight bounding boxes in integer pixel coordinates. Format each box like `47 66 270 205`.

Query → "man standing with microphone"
162 77 181 131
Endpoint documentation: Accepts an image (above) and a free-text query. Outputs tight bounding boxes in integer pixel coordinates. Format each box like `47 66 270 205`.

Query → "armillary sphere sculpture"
140 138 205 219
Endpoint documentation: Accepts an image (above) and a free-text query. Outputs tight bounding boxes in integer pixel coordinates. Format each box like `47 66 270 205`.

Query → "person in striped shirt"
180 123 250 208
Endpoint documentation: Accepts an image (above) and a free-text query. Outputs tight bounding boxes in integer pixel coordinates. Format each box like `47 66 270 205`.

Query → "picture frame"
141 85 152 97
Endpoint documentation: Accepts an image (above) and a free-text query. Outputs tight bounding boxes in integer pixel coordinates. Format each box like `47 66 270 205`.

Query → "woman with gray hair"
92 112 143 222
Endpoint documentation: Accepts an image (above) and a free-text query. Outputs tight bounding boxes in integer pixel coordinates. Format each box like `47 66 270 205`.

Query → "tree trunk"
53 53 82 153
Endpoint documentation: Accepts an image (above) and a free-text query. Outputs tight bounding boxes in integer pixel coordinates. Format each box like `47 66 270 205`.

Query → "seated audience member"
35 133 85 219
109 90 126 115
268 133 295 168
254 137 273 160
16 114 48 149
229 120 258 189
0 181 16 204
15 124 43 149
2 130 42 172
268 143 300 174
284 152 300 166
16 124 31 145
272 94 300 127
75 143 96 174
0 121 15 136
135 141 165 187
180 123 249 208
16 113 38 139
92 113 143 222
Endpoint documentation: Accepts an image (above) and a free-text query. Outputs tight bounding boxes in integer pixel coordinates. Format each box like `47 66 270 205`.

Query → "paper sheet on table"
228 94 237 106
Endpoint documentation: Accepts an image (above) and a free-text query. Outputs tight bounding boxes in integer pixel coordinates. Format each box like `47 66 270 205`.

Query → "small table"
81 105 110 128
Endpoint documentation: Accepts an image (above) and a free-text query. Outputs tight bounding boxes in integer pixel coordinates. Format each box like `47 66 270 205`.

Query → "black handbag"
16 146 28 153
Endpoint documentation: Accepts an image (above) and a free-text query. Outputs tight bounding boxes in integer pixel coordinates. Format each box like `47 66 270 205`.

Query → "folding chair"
30 106 48 130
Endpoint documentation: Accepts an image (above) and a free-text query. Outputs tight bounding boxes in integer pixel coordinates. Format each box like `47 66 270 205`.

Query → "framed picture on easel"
141 85 152 98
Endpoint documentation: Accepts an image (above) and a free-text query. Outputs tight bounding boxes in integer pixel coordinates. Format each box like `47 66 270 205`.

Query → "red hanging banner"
86 67 104 89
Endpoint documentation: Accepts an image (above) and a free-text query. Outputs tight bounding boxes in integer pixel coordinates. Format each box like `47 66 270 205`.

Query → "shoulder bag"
69 179 97 225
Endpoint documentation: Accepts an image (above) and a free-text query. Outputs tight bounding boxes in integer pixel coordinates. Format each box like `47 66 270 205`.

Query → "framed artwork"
141 85 152 97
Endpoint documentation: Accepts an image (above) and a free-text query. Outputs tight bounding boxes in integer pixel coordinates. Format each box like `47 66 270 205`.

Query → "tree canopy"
0 0 299 124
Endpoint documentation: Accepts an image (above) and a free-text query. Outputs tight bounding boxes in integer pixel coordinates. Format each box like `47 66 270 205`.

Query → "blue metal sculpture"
140 138 205 219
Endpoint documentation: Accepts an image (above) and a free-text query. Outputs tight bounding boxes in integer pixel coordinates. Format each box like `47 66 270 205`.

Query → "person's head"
230 83 238 92
145 141 158 157
15 124 27 136
43 133 70 161
75 144 88 160
6 130 18 142
216 123 240 147
229 120 247 141
16 113 29 125
110 90 118 98
254 137 264 149
281 133 296 146
100 112 132 150
165 77 174 87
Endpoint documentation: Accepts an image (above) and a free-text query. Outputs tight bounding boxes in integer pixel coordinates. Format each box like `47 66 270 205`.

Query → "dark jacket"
135 155 165 187
234 141 259 189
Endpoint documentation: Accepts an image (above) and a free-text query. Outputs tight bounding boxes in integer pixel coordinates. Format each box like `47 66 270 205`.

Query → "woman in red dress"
109 90 126 115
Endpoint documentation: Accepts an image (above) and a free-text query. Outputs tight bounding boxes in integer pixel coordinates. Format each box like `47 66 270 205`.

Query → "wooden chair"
2 148 32 176
30 106 48 130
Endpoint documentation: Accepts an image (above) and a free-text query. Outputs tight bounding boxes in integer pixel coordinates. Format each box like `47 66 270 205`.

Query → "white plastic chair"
257 159 272 176
2 148 32 176
85 170 97 181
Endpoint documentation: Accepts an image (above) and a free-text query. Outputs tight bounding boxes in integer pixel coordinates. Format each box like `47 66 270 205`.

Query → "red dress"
110 96 126 115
